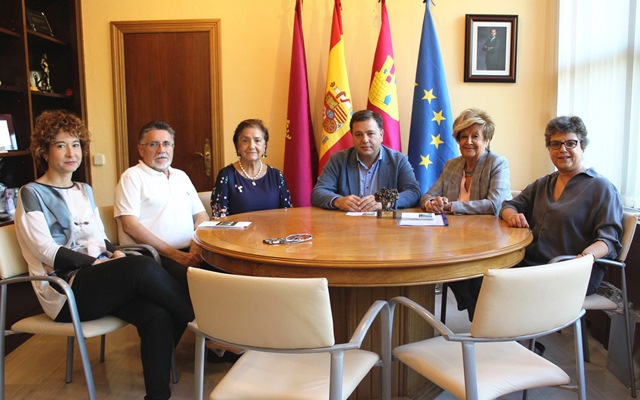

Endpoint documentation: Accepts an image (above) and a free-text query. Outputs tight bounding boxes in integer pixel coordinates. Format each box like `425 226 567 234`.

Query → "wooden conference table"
194 207 533 399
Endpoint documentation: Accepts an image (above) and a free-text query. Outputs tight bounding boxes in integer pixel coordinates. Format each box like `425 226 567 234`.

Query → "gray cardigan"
419 150 511 216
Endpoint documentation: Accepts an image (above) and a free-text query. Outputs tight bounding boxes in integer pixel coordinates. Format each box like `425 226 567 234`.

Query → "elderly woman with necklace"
420 108 511 322
420 108 511 216
211 119 292 218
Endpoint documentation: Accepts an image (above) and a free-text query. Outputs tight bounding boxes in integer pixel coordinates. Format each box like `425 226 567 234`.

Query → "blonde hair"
452 108 495 142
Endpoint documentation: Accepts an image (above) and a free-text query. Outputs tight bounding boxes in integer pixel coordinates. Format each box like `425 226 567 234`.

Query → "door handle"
194 139 212 176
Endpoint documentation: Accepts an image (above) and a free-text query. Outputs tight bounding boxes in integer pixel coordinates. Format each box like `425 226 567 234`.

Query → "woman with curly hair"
14 110 193 400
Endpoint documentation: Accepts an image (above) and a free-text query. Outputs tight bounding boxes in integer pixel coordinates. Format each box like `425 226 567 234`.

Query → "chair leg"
461 341 479 400
65 336 74 383
520 339 538 400
194 334 206 400
620 270 637 397
1 286 7 400
59 284 96 400
580 316 590 363
574 318 587 400
440 283 448 324
100 334 106 363
171 347 179 384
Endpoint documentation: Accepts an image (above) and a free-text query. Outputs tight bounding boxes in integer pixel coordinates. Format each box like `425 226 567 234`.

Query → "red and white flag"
284 0 318 206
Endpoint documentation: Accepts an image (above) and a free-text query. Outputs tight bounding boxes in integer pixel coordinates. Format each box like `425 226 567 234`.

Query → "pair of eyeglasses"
548 140 578 150
139 141 175 149
263 234 312 245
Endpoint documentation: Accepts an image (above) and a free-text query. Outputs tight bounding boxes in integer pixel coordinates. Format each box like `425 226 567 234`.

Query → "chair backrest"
187 268 335 349
197 191 212 219
471 256 592 338
0 224 29 279
98 205 118 244
618 211 638 262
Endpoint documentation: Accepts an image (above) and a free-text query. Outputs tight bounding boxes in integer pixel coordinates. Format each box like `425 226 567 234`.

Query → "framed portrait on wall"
464 14 518 83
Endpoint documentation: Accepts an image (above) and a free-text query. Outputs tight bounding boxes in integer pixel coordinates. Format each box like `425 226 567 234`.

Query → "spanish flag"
367 0 401 152
284 0 318 207
318 0 354 175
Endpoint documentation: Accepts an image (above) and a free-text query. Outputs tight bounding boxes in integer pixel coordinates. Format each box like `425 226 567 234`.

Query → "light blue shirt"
356 152 382 197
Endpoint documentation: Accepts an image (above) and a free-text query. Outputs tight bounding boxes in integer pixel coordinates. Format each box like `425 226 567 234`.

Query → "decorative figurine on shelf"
4 187 16 217
375 187 399 219
30 71 44 91
39 54 53 93
0 182 6 215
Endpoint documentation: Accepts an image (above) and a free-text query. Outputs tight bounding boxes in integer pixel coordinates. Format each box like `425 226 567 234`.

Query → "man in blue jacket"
311 110 421 211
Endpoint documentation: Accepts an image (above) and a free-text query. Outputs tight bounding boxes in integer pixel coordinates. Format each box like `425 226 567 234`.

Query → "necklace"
238 159 263 185
464 162 476 177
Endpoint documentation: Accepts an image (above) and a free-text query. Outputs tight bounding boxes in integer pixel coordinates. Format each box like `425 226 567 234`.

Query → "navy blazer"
311 146 421 209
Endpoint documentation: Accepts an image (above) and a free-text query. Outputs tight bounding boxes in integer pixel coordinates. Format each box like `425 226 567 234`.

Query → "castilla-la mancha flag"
367 0 401 152
318 0 354 175
284 0 318 207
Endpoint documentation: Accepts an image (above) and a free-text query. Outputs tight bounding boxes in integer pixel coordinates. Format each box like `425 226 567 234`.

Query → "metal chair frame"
391 296 587 400
1 274 99 400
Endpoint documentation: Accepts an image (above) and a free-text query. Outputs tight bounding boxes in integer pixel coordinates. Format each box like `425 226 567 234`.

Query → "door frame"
110 19 224 178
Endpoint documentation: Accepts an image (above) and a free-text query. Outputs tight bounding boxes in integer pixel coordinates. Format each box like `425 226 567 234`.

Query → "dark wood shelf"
27 29 67 46
0 85 26 93
0 216 16 226
31 90 72 99
0 26 21 37
0 150 30 157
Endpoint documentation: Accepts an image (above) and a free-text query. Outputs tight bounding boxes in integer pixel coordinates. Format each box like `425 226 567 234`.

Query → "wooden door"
111 20 223 191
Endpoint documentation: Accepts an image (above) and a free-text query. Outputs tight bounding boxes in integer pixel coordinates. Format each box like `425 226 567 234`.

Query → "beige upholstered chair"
551 211 638 397
392 256 593 400
187 268 391 400
0 223 128 400
197 191 212 219
98 205 161 264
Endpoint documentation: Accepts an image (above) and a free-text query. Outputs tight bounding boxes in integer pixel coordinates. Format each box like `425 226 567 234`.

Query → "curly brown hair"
31 110 90 172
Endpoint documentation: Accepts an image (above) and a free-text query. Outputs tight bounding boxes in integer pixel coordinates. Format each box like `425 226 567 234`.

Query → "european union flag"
407 1 458 194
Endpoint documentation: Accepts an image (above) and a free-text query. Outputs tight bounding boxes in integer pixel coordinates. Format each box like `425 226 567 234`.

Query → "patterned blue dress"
211 164 292 218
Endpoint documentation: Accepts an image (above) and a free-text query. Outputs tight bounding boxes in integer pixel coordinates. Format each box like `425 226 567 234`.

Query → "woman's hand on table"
423 196 449 214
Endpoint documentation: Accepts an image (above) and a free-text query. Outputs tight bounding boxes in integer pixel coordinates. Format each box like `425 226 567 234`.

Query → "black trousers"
56 255 194 400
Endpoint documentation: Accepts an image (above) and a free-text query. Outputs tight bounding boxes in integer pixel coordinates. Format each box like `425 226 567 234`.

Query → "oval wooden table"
194 207 533 399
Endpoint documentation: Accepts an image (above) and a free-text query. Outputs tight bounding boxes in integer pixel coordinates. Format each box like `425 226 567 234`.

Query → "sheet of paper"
400 212 435 220
397 214 448 226
346 212 378 216
199 221 252 228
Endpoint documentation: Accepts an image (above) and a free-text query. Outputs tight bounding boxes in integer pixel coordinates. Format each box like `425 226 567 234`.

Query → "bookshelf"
0 0 88 225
